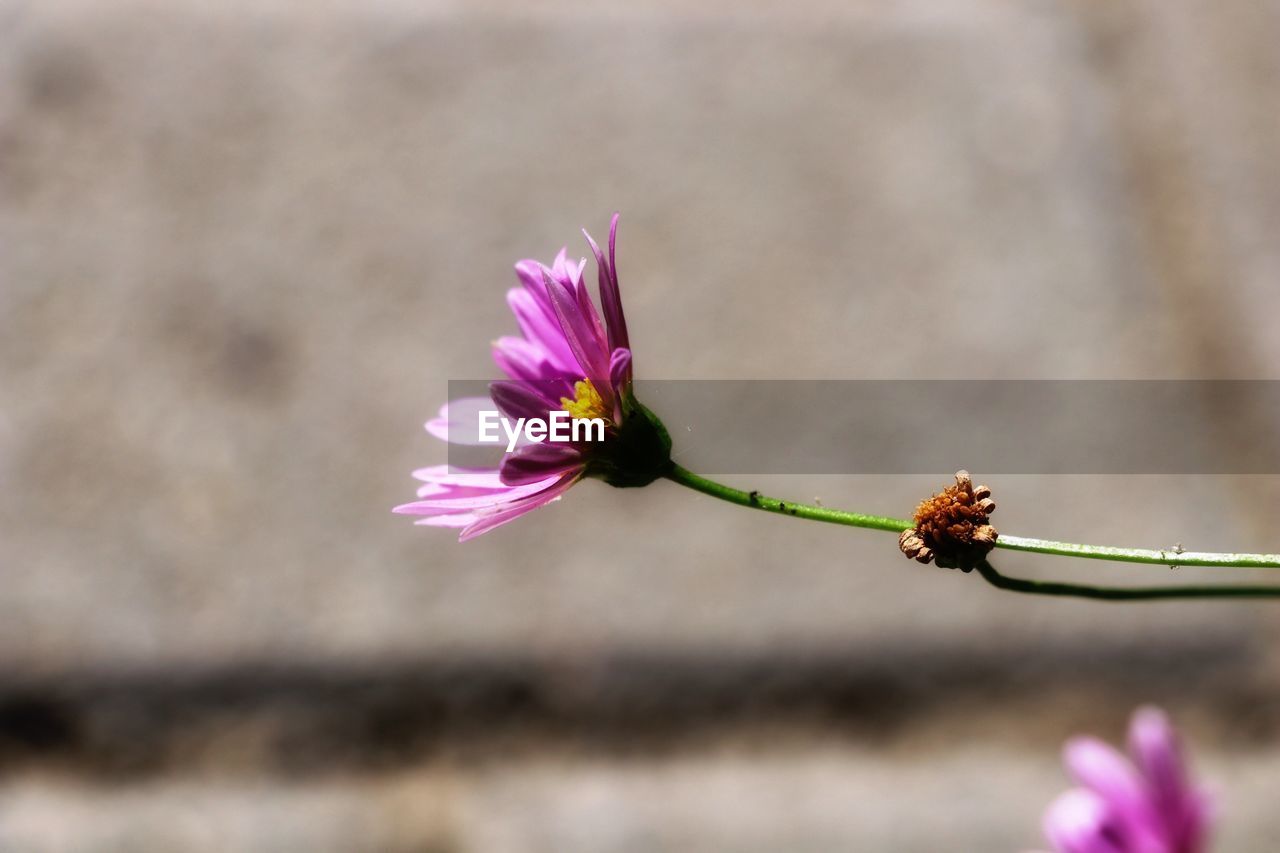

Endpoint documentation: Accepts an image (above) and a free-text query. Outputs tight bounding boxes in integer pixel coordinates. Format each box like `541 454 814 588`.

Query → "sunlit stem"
664 464 1280 595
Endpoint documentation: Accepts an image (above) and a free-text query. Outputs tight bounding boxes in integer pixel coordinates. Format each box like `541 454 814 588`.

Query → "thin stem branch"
973 560 1280 601
992 535 1280 569
664 463 910 533
664 463 1280 571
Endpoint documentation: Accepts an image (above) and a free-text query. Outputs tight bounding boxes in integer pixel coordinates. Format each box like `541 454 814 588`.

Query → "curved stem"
974 560 1280 601
664 464 1280 571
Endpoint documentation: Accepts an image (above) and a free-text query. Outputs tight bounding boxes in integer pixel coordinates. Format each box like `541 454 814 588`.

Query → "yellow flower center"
560 378 611 422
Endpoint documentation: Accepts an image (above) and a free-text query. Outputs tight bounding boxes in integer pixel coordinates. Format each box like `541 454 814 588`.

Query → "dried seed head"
971 524 998 547
898 529 935 564
898 470 999 572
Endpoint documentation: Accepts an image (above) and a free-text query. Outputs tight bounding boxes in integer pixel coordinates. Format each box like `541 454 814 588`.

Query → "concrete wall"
2 1 1279 849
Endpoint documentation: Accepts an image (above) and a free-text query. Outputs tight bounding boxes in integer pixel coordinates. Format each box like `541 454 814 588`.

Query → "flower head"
1042 707 1212 853
395 215 670 540
898 469 998 571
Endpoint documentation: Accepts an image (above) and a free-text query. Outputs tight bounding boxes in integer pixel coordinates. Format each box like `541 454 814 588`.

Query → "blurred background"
2 0 1280 849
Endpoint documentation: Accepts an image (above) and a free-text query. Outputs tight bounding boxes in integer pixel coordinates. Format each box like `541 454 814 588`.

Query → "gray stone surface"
1 0 1279 848
2 0 1277 670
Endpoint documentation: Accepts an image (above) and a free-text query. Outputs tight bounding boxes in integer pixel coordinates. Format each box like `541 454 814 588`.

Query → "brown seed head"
898 470 999 571
898 529 934 564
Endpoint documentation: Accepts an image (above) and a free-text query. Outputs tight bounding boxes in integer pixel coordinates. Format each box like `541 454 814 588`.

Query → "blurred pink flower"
1042 707 1212 853
395 214 668 540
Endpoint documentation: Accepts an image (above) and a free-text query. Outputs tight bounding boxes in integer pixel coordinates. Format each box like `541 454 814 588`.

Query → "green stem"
974 560 1280 600
665 463 911 534
993 534 1280 569
664 463 1280 572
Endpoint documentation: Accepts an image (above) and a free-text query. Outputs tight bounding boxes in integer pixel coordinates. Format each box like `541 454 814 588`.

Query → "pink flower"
1042 707 1212 853
394 215 669 540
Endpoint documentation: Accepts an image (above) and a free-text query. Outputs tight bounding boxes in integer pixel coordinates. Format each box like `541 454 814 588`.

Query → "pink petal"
543 269 610 387
490 380 556 423
415 513 478 528
546 248 586 288
1043 789 1126 853
585 213 629 351
1128 707 1210 851
492 336 565 385
571 264 609 365
1128 708 1189 804
459 471 580 541
1064 737 1148 816
415 478 526 500
396 476 561 511
425 398 500 446
412 466 505 488
1064 737 1171 852
500 443 583 485
514 258 547 291
608 212 619 286
609 347 632 393
506 287 577 374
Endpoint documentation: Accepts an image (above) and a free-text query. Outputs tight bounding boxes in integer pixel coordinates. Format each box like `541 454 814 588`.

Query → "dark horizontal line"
0 635 1272 777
